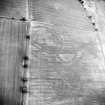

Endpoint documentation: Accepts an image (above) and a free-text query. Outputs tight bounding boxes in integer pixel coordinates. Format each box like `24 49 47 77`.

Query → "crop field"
0 0 105 105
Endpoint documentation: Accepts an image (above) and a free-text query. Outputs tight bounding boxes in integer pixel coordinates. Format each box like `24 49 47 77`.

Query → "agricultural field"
0 0 105 105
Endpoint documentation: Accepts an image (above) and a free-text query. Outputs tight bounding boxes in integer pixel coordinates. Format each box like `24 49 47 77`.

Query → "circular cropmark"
30 24 64 58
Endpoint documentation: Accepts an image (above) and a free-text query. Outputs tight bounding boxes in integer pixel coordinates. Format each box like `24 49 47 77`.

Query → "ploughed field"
0 19 26 105
28 1 105 104
0 0 105 105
